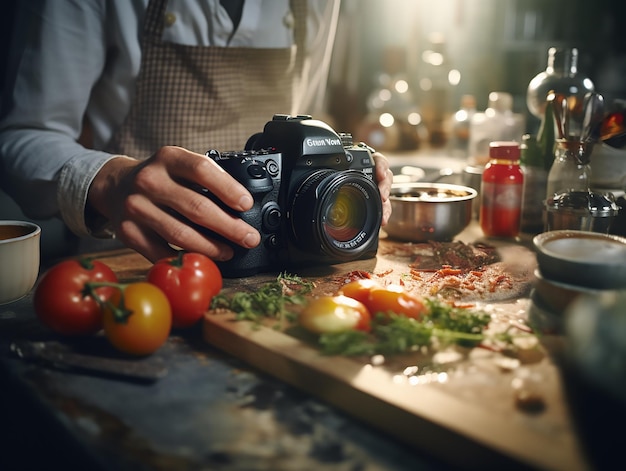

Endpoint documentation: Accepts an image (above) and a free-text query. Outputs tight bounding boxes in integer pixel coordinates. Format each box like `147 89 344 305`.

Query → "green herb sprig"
318 299 502 356
211 272 314 328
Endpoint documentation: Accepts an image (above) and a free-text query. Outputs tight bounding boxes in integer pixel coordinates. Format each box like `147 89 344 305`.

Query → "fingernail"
242 231 260 248
238 194 253 210
216 247 234 262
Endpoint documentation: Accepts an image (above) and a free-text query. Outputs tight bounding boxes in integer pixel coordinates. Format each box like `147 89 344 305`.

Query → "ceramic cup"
0 220 41 304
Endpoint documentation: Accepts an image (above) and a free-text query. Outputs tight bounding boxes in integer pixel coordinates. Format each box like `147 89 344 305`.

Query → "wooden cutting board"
202 236 591 471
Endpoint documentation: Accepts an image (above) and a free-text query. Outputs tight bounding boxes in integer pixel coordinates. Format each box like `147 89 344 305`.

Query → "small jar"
546 140 592 197
480 141 524 238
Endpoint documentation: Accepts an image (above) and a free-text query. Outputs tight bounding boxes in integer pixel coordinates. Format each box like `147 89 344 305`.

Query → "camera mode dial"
206 149 281 194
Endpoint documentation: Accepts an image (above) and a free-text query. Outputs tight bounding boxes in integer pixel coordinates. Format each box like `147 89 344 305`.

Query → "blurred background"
324 0 625 147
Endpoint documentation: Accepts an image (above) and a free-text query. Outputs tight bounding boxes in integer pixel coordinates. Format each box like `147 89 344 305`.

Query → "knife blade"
10 340 168 383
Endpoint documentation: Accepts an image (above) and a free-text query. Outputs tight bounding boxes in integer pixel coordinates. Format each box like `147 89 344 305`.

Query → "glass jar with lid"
546 139 592 197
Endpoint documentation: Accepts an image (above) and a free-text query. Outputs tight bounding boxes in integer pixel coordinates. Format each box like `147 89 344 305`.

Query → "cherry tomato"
365 285 428 320
34 259 118 336
147 252 223 328
337 278 381 305
102 282 172 356
299 295 371 334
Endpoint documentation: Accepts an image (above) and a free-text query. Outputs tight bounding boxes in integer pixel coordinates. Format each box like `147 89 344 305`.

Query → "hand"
372 151 393 226
87 146 261 263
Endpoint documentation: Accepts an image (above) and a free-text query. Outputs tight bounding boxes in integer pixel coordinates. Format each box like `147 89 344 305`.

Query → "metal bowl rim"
390 182 478 202
533 230 626 268
533 230 626 252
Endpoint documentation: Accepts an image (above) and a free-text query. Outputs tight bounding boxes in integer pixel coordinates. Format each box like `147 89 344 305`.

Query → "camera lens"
323 184 366 241
291 170 382 259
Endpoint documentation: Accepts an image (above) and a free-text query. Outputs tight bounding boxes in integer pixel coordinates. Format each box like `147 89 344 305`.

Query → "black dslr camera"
205 114 382 277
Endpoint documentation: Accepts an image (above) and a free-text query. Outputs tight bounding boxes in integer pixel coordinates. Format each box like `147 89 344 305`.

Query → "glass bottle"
468 92 525 166
546 140 592 197
526 47 595 121
520 135 548 234
537 98 556 170
480 141 524 238
416 33 455 148
448 94 476 158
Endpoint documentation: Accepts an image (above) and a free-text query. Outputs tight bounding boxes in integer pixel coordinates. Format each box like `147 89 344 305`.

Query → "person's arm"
0 0 117 233
0 1 261 262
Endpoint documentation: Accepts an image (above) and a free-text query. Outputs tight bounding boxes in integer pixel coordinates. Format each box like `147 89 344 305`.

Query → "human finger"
145 146 254 212
129 149 260 248
120 190 259 261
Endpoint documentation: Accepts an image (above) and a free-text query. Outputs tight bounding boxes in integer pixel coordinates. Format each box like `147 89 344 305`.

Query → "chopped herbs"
211 272 314 328
213 274 529 356
318 306 487 356
367 314 433 354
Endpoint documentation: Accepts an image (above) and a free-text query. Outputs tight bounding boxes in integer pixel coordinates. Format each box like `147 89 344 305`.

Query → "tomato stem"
84 281 133 324
169 250 185 268
77 257 96 270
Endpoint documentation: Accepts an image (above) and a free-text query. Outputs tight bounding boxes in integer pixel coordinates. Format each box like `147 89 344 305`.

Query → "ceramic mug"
0 220 41 304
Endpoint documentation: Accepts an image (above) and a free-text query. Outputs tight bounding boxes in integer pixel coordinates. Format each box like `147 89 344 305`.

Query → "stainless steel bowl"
385 183 477 242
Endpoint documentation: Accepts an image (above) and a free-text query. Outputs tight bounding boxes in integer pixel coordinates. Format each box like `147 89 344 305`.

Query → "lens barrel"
290 170 382 259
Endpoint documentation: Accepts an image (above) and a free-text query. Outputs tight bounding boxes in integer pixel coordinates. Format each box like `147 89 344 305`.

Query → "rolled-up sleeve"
0 0 117 236
0 127 117 236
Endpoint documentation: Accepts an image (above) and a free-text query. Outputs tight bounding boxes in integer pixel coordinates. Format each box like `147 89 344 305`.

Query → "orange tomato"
337 278 381 305
365 285 428 320
102 282 172 356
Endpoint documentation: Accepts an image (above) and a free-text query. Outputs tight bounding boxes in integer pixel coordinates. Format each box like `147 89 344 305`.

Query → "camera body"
206 114 382 277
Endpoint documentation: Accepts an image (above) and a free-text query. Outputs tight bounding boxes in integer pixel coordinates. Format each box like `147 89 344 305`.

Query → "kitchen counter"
0 222 595 471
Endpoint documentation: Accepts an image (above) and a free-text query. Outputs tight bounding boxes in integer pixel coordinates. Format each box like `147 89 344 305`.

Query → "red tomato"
364 285 428 320
147 252 223 328
102 282 172 356
33 259 118 336
299 295 371 334
337 278 380 305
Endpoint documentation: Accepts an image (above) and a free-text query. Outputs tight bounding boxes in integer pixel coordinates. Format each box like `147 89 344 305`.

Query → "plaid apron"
106 0 308 156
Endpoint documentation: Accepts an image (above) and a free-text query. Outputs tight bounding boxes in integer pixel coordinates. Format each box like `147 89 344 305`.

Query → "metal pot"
385 183 477 242
462 165 483 219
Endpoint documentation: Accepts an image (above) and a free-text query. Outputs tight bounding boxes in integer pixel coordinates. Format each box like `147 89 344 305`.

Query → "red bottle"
479 141 524 238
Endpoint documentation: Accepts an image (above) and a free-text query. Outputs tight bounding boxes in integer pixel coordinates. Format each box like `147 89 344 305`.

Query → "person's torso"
86 0 336 154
